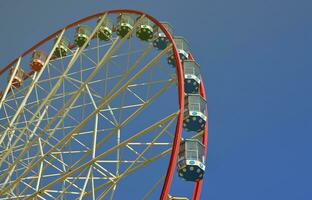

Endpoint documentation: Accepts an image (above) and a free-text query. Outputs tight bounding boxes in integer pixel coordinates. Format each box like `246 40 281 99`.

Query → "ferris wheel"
0 9 208 200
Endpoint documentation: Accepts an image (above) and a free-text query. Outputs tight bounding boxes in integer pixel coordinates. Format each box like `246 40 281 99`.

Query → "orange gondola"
29 50 47 72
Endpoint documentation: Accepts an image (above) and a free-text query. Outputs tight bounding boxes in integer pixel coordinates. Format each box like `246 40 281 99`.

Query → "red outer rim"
0 9 208 199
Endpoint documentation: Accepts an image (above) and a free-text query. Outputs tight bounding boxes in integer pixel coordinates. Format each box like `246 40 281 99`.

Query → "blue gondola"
183 60 201 94
152 22 173 50
177 139 205 182
167 36 189 66
183 94 207 132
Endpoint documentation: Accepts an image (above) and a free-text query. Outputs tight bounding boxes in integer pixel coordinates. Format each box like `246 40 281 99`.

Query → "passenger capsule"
29 50 47 72
183 94 207 132
116 14 134 38
135 17 154 41
167 37 189 66
97 17 113 41
152 22 173 50
75 25 92 47
53 36 70 58
183 60 201 94
9 68 25 88
177 139 205 182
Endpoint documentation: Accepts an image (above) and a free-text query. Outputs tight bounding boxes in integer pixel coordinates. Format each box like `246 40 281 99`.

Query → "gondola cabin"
183 94 207 132
97 17 113 41
75 25 92 47
167 36 189 66
177 139 205 182
53 36 70 58
116 14 134 38
136 17 154 41
153 22 173 50
29 50 47 72
183 60 201 94
0 91 3 100
9 68 25 88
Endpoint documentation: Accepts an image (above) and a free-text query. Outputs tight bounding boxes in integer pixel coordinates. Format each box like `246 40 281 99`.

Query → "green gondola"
53 36 70 58
75 25 92 47
136 17 154 41
97 17 113 41
116 14 134 38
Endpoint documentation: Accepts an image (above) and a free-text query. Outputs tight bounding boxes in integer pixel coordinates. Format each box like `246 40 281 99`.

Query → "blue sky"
0 0 312 199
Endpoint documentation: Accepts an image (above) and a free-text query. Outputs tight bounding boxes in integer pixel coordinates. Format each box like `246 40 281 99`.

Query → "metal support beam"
0 15 154 194
0 57 21 109
0 29 66 145
25 112 177 199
